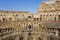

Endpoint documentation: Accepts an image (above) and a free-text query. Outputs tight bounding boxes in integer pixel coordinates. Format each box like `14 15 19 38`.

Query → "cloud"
45 0 56 2
44 0 56 4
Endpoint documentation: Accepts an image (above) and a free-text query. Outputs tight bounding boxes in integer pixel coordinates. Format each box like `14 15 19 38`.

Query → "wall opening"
58 15 60 20
38 37 43 40
19 36 23 40
54 17 56 21
28 25 31 29
3 18 5 22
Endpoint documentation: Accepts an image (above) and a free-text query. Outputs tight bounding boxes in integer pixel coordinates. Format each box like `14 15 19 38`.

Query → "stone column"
15 35 19 40
56 15 58 21
56 29 58 37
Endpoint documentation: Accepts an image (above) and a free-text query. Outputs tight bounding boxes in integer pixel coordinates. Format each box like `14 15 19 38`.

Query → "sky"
0 0 47 13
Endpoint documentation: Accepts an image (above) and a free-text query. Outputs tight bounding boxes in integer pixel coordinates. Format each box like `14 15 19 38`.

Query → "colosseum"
0 0 60 40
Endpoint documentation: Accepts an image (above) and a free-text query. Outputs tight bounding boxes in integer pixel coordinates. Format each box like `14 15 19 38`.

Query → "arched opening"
28 33 31 36
9 18 12 21
3 18 5 22
58 15 60 21
49 35 56 40
19 36 23 40
54 17 56 21
28 16 31 18
18 25 20 27
28 25 31 29
37 18 39 21
26 25 32 32
34 18 36 21
27 16 31 21
38 37 43 40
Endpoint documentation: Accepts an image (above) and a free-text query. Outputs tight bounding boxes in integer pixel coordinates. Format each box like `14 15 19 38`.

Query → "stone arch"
28 25 31 29
49 35 54 40
3 18 7 22
28 33 32 36
26 24 33 32
9 18 12 21
38 37 43 40
19 36 24 40
28 16 31 18
26 25 32 30
27 16 31 21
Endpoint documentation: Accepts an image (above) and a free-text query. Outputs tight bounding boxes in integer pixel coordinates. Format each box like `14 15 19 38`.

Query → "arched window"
28 16 31 18
9 18 12 21
50 14 51 16
28 33 31 36
34 18 36 21
19 25 20 27
26 25 32 30
37 18 39 20
28 25 31 29
1 15 2 16
27 16 31 21
4 15 5 16
16 14 18 16
3 18 5 22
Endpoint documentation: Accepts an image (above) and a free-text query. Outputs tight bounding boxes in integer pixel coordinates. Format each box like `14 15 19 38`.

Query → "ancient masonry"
0 0 60 40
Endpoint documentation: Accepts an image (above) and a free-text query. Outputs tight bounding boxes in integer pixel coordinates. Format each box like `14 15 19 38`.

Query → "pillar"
15 35 19 40
43 35 48 40
33 35 37 40
24 34 27 40
56 29 58 37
